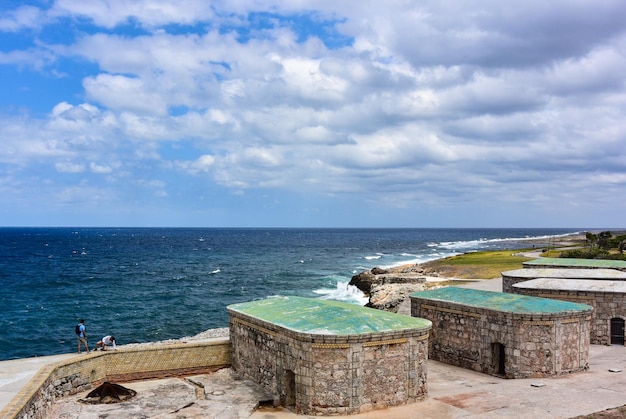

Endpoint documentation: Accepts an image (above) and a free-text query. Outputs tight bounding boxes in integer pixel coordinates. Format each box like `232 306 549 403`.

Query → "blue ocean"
0 227 580 361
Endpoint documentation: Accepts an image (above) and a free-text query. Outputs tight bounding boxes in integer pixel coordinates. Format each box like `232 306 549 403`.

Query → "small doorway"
492 342 506 375
610 318 625 345
284 370 296 408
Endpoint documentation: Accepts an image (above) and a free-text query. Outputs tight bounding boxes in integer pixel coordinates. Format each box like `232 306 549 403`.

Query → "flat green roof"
410 287 592 314
502 268 626 280
523 258 626 269
227 296 431 335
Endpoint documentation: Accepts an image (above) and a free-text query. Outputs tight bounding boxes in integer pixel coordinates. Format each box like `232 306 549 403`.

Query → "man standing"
77 319 89 353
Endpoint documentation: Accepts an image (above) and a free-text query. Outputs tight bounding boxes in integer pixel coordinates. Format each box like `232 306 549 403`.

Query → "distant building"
501 268 626 293
523 258 626 272
227 296 432 416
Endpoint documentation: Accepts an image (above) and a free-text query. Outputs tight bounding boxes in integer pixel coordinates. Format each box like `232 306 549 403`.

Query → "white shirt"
102 335 117 350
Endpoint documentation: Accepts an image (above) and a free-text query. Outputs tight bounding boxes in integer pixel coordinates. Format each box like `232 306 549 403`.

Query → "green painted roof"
524 258 626 269
227 296 431 335
410 287 592 314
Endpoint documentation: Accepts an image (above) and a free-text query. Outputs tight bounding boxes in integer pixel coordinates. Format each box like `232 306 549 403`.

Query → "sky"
1 1 625 228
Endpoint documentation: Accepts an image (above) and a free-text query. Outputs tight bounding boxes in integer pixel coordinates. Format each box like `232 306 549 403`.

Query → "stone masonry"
513 278 626 346
227 296 432 416
410 287 593 379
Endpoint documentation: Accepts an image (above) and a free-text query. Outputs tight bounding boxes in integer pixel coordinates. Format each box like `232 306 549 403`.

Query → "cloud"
0 0 625 226
0 5 43 31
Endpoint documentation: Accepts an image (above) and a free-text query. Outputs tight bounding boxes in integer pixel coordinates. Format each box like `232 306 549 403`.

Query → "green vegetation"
422 249 535 279
561 231 626 261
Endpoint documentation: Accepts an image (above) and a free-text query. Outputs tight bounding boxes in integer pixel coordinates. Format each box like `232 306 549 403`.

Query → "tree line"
560 231 626 260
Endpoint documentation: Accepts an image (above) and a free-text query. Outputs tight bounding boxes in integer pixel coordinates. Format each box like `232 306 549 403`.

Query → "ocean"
0 227 580 361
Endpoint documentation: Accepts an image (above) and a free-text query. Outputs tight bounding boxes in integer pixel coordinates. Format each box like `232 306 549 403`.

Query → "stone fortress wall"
1 339 231 419
227 296 432 416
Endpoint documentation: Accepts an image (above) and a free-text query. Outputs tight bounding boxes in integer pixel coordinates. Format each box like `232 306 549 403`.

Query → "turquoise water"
0 227 579 360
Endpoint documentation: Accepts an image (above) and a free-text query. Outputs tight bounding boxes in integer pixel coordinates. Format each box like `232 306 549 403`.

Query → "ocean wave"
313 281 368 306
435 231 582 251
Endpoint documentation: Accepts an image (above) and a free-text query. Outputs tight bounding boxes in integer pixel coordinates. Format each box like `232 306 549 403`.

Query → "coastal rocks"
350 265 428 313
349 270 378 293
366 283 426 314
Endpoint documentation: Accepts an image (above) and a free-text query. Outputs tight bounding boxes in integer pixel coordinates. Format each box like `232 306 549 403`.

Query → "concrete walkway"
0 353 75 411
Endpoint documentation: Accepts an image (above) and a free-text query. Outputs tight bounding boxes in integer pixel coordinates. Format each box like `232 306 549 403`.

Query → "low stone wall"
2 339 231 419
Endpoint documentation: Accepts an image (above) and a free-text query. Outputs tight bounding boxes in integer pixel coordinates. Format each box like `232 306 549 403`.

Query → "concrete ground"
0 353 76 411
3 278 626 418
40 345 626 419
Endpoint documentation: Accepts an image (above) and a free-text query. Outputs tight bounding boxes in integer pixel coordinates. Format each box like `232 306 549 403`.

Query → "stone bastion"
227 296 432 416
410 287 593 379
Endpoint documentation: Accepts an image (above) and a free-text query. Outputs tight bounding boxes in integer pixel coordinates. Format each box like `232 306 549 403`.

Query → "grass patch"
421 249 536 279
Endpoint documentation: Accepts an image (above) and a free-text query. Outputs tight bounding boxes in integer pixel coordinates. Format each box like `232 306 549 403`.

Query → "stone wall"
2 339 231 419
513 287 626 346
410 298 591 378
229 315 430 416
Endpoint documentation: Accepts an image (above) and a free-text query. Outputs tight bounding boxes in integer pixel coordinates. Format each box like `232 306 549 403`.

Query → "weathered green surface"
524 258 626 269
410 287 592 314
227 296 431 335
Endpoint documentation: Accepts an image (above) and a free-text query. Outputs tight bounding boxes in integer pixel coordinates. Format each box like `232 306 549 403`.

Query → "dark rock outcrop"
348 270 377 293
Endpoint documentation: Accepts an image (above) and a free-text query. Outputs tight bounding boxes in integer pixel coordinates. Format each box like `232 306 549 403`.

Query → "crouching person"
95 335 117 351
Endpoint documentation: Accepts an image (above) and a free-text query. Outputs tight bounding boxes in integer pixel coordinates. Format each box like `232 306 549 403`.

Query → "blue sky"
1 1 625 228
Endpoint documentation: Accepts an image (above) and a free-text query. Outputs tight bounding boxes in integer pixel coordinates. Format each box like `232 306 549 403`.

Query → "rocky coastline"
350 232 592 314
349 263 476 314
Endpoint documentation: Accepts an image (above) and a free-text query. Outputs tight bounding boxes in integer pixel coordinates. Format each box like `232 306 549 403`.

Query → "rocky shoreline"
350 232 591 314
349 264 476 314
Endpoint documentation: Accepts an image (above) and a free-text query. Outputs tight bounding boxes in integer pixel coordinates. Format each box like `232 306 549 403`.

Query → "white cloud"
0 5 43 31
0 0 625 226
55 161 86 173
89 162 113 174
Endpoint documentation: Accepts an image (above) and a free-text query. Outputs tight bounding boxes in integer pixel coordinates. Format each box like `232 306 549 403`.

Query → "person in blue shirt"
77 319 89 353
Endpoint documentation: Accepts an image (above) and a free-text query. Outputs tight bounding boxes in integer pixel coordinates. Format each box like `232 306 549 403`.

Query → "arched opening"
492 342 506 375
610 318 625 345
